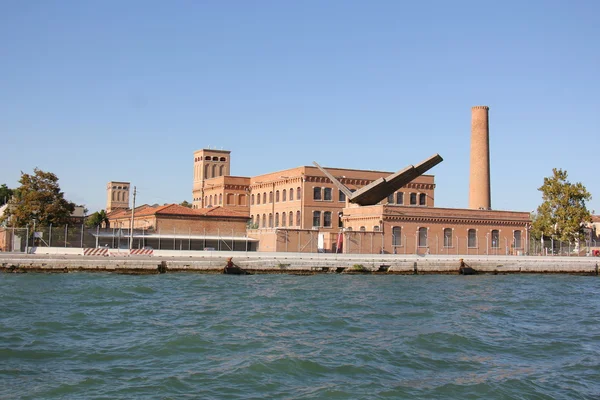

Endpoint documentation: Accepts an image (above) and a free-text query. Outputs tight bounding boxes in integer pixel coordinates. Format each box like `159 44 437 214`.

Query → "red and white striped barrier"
83 248 109 256
130 249 154 256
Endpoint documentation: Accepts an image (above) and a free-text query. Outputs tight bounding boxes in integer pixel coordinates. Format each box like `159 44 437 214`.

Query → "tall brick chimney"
469 106 491 210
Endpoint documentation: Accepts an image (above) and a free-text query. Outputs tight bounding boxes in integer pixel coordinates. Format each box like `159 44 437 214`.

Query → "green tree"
531 168 592 242
1 168 75 228
180 200 192 208
0 184 13 205
86 209 109 228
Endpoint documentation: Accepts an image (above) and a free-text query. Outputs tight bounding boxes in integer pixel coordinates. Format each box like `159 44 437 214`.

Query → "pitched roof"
108 204 248 220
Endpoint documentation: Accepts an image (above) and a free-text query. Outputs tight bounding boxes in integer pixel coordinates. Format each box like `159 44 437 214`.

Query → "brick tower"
468 106 491 210
192 149 231 209
106 181 130 213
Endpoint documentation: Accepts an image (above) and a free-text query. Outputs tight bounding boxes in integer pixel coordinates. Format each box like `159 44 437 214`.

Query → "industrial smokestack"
469 106 491 210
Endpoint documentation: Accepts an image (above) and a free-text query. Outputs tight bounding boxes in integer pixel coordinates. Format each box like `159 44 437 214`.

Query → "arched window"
418 227 428 247
209 195 213 206
268 191 273 203
212 156 218 161
219 194 222 205
290 188 294 200
491 230 500 248
227 193 234 205
251 194 255 205
205 164 210 179
238 194 246 206
282 189 287 202
468 229 477 248
392 226 402 246
313 211 321 227
410 193 417 205
296 211 301 226
204 196 208 206
514 230 522 248
323 211 332 227
419 193 426 206
220 157 226 162
219 165 224 176
313 187 322 200
360 226 366 232
289 211 293 227
396 192 404 205
256 193 261 205
205 156 211 160
373 225 380 232
112 192 116 201
275 213 279 227
262 192 266 204
297 187 301 200
212 164 217 178
324 188 332 201
281 213 286 227
269 213 273 228
443 228 453 247
262 214 266 228
275 191 280 202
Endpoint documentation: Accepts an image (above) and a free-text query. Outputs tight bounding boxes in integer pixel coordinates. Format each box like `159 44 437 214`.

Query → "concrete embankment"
1 252 599 275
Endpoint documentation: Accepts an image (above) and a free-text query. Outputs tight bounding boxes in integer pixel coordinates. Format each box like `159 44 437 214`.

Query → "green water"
1 274 599 399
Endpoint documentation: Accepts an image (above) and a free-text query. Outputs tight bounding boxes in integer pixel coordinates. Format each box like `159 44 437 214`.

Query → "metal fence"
0 225 255 252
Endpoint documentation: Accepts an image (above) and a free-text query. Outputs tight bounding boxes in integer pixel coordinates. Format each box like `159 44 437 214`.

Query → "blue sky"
1 1 598 214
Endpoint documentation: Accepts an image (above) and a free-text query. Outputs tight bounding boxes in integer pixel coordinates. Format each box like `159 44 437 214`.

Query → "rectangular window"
410 193 417 205
396 192 404 205
324 188 332 201
491 230 500 248
323 211 332 227
313 187 322 201
312 211 321 227
387 194 394 204
339 190 346 202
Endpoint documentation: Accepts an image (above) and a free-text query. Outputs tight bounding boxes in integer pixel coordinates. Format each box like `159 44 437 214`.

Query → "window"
282 189 286 202
313 187 322 200
209 195 213 206
297 187 301 200
444 228 453 247
323 211 332 227
514 230 522 248
360 226 366 232
205 164 210 179
313 211 321 227
373 225 380 232
219 165 224 176
227 193 234 205
281 213 286 227
205 156 211 160
220 157 226 162
275 213 279 227
269 213 273 228
269 191 273 203
418 227 428 247
275 191 280 202
396 192 404 205
257 193 261 205
392 226 402 246
262 193 266 204
338 213 343 228
387 194 394 204
289 211 293 227
410 193 417 205
296 211 301 226
324 188 332 201
339 190 346 202
491 230 500 248
419 193 426 206
262 214 266 228
238 194 246 206
290 188 294 200
468 229 477 248
212 164 217 177
219 194 222 205
251 194 255 205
